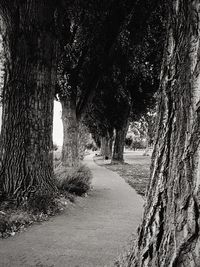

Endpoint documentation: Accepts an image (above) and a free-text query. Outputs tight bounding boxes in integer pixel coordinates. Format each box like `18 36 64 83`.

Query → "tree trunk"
78 122 89 160
0 1 57 201
100 137 105 156
109 137 113 158
100 135 112 159
143 135 150 156
112 119 129 164
129 1 200 266
61 97 79 168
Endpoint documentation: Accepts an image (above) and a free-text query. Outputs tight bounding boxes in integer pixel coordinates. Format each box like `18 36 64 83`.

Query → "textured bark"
78 122 89 160
112 119 129 164
100 135 113 159
0 1 57 200
129 1 200 266
143 135 150 156
109 137 114 158
100 137 105 156
61 97 79 168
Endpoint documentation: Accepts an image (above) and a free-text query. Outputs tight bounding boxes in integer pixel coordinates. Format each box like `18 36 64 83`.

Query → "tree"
127 1 200 266
57 0 137 166
84 80 116 160
110 0 164 163
141 110 156 156
128 110 157 154
111 93 131 164
0 1 62 202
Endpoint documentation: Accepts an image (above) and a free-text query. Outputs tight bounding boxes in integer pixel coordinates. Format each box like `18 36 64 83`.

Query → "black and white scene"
0 1 199 266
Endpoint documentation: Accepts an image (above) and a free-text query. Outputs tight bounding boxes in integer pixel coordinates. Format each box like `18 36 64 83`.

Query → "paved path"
0 154 144 267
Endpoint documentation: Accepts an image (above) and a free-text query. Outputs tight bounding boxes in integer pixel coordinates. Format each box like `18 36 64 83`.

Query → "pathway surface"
0 154 144 267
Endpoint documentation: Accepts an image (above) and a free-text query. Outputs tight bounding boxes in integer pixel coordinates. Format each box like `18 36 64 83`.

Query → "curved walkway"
0 154 144 267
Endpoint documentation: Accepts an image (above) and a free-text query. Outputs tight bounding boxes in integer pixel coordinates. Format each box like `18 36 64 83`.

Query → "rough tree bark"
78 122 89 161
100 133 113 159
128 1 200 266
0 1 58 201
143 127 150 156
100 137 105 156
61 95 79 168
61 97 89 166
112 116 129 164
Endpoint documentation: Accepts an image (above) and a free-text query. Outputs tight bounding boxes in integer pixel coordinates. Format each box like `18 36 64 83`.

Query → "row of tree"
55 0 164 167
0 0 199 265
0 0 163 202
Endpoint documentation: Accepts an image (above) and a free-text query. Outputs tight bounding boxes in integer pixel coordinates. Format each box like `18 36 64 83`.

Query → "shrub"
131 140 146 150
125 136 133 148
26 193 57 214
0 185 74 237
85 142 97 151
55 164 92 196
0 209 32 238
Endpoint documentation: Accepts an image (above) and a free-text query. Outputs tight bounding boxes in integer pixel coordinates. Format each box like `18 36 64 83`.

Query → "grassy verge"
0 193 72 238
55 164 92 196
94 155 150 197
0 158 92 238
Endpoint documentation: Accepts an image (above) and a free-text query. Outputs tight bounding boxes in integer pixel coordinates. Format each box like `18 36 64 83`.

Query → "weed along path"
0 154 144 267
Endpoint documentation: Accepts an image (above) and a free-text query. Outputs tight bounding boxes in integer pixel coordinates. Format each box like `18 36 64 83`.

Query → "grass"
0 150 93 238
94 153 151 197
0 194 71 238
55 164 92 196
54 147 92 196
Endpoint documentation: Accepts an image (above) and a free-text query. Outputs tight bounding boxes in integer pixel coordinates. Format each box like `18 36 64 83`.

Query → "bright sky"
53 101 63 146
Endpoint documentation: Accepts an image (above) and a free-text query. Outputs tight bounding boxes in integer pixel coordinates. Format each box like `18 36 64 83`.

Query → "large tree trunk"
61 96 79 168
0 1 57 201
112 119 129 164
128 1 200 266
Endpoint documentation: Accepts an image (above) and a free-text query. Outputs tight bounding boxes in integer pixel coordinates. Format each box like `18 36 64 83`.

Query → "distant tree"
56 0 137 166
128 110 156 153
78 123 90 160
141 110 157 155
85 79 117 159
87 0 164 164
111 0 164 163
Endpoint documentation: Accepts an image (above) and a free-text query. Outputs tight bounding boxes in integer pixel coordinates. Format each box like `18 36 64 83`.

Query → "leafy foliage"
56 0 159 117
55 164 92 196
83 0 165 141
